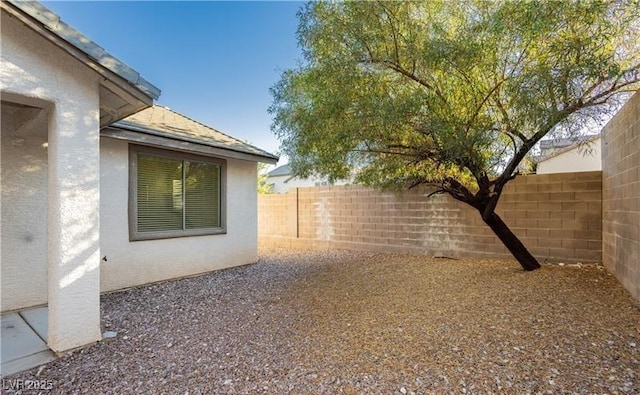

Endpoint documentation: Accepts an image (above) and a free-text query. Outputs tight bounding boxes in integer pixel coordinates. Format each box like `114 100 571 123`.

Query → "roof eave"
2 0 160 125
102 125 279 164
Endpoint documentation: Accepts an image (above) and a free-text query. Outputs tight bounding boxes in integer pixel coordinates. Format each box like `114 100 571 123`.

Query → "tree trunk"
482 211 541 271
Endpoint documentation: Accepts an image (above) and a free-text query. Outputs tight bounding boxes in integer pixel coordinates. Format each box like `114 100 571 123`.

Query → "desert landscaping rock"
101 331 118 340
5 249 639 394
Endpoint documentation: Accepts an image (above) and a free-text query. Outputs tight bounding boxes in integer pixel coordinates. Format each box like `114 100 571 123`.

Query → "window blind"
136 153 221 233
185 161 220 229
137 154 183 232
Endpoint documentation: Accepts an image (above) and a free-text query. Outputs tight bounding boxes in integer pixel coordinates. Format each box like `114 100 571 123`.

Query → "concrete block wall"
258 189 298 240
602 91 640 300
497 172 602 262
259 171 602 263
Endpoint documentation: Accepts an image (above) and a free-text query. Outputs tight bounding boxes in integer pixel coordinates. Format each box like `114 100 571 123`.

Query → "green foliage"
270 0 640 194
257 162 273 195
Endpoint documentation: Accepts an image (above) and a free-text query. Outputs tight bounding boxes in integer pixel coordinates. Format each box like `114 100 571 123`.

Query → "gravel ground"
4 249 640 394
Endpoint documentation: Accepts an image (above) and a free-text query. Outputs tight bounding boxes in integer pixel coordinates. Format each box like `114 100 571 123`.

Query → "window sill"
130 227 227 241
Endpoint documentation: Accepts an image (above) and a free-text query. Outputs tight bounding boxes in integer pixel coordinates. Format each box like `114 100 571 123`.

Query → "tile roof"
113 105 278 162
267 163 292 177
539 134 599 151
536 134 601 163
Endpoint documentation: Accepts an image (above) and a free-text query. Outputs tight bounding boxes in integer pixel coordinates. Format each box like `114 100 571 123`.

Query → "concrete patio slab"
1 313 47 361
20 306 48 341
1 310 55 378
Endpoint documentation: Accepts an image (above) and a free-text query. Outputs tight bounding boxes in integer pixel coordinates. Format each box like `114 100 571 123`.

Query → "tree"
257 162 274 195
270 0 640 271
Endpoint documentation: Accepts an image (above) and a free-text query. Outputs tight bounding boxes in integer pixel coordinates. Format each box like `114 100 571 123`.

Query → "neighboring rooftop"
267 164 292 177
107 105 278 163
539 134 599 151
536 134 601 163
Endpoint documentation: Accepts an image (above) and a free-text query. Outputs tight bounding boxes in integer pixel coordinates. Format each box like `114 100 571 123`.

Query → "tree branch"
492 95 527 142
584 77 640 106
465 77 506 135
442 177 477 206
378 2 401 66
427 188 446 197
368 57 448 104
352 148 424 158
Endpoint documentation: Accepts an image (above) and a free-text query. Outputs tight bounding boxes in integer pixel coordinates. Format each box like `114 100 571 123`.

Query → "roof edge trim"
110 120 278 160
102 127 279 164
4 0 160 100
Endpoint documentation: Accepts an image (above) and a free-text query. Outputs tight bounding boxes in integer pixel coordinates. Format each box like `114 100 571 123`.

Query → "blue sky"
43 1 305 163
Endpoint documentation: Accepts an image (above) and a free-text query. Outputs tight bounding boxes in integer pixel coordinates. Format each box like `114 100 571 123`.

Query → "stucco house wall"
99 138 259 291
2 10 270 310
1 103 48 310
2 0 276 356
537 137 602 174
1 8 103 350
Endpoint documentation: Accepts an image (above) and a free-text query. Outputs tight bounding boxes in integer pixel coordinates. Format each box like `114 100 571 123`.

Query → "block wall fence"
259 172 603 264
260 92 640 300
602 91 640 300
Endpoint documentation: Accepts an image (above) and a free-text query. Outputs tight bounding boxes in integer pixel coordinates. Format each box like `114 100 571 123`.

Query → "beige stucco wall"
537 137 602 174
99 138 259 292
1 105 48 310
602 92 640 300
1 11 102 351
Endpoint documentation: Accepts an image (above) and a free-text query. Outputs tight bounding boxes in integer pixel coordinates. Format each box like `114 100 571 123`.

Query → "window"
130 145 226 240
